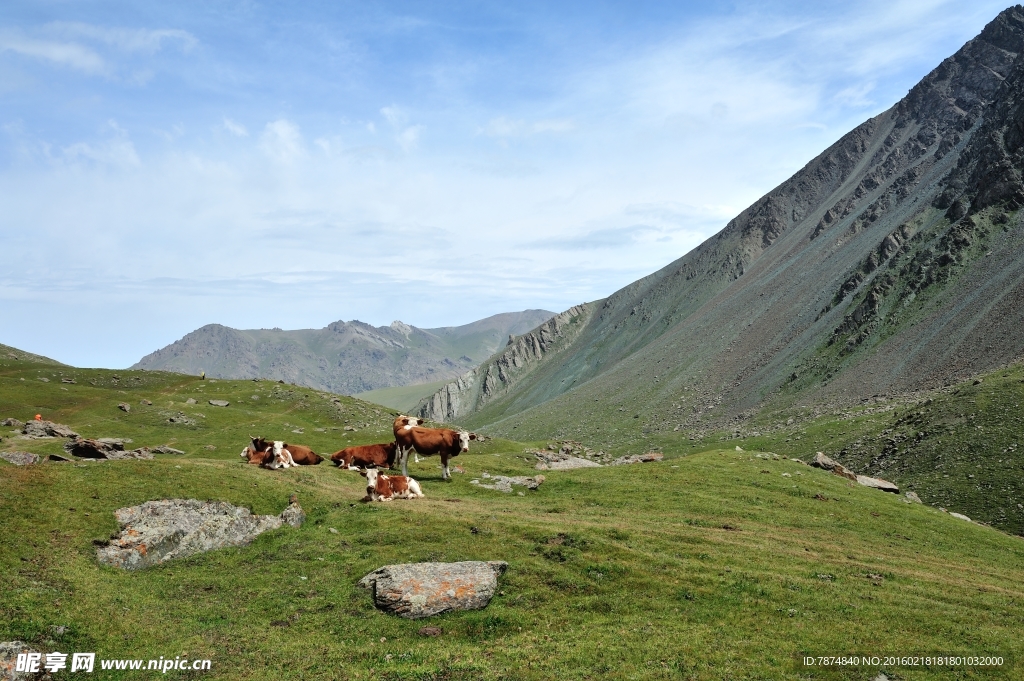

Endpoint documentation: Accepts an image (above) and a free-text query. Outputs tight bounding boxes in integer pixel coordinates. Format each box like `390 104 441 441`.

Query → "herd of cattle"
239 415 477 501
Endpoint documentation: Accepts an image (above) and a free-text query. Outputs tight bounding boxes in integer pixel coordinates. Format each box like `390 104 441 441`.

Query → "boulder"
904 491 923 504
96 498 304 570
117 403 130 413
359 561 507 619
0 452 40 466
471 474 544 493
610 452 664 466
1 418 24 428
151 446 185 455
949 512 972 522
22 421 78 439
856 475 900 494
0 641 49 680
208 400 230 407
185 398 197 405
810 452 857 481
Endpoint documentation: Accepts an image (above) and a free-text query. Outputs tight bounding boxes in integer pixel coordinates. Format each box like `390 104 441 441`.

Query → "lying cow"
239 439 293 469
361 468 423 502
242 437 324 468
395 426 476 480
330 442 398 470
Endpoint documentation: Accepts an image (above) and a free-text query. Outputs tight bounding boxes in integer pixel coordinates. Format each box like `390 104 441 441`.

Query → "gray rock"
117 403 130 413
904 491 923 504
96 498 304 570
811 452 857 481
359 561 507 618
185 398 197 405
534 453 602 470
208 400 230 407
856 475 900 494
0 640 49 680
151 446 185 455
949 512 972 522
610 452 664 466
0 452 40 466
471 474 544 492
1 419 24 428
22 421 79 439
36 377 49 382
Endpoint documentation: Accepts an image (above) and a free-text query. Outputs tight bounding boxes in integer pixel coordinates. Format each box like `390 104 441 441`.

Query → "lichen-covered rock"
610 452 664 465
0 641 50 680
811 452 858 481
22 421 78 439
97 498 303 570
63 439 153 460
0 452 41 466
359 561 507 619
1 418 24 428
471 474 544 492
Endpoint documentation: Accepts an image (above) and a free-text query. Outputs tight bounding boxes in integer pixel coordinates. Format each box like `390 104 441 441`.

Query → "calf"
331 442 398 470
360 468 423 501
395 426 476 480
251 437 323 466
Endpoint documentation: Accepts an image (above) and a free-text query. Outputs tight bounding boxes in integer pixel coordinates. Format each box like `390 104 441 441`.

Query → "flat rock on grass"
856 475 899 494
610 452 664 466
535 453 603 470
0 452 41 466
208 400 230 407
811 452 857 481
63 438 153 460
1 418 24 428
359 561 507 619
0 641 50 680
471 474 544 492
22 421 78 439
96 498 305 570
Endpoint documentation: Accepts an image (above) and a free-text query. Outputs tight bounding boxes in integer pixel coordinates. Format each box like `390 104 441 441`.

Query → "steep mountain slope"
0 343 65 366
132 310 554 395
420 7 1024 450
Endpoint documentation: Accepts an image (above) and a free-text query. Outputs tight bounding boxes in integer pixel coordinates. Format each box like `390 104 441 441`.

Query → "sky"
0 0 1012 368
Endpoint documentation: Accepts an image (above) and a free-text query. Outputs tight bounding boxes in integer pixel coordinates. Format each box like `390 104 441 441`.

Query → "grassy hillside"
3 353 1024 679
356 380 452 413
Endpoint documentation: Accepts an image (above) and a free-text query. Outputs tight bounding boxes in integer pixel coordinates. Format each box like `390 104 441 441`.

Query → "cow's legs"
400 446 410 477
441 454 450 481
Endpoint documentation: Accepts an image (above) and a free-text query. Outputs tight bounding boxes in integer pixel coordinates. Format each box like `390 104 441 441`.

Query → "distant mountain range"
418 7 1024 446
131 310 555 395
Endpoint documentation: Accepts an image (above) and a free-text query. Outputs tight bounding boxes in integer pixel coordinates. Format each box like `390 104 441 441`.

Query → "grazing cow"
360 468 423 501
395 426 476 480
330 442 398 470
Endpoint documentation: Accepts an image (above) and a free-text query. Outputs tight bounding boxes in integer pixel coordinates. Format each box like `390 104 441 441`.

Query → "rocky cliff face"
416 305 591 421
424 7 1024 446
132 310 555 395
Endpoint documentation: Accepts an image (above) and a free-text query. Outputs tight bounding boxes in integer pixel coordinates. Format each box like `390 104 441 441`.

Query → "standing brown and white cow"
395 425 476 480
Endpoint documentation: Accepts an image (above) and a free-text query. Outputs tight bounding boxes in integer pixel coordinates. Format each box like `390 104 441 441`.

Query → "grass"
3 353 1024 679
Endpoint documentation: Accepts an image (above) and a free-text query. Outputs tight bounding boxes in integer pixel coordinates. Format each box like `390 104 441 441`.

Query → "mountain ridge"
131 309 555 395
417 6 1024 449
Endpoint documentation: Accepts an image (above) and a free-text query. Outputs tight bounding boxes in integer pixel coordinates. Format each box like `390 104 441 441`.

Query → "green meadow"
2 352 1023 679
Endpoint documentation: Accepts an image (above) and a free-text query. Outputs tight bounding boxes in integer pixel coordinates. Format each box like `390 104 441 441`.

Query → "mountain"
419 7 1024 449
0 343 65 366
131 310 555 395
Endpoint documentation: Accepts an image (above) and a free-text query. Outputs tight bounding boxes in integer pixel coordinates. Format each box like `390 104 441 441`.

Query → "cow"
360 468 423 502
393 415 425 462
330 442 398 470
239 438 295 469
395 426 476 480
243 437 324 467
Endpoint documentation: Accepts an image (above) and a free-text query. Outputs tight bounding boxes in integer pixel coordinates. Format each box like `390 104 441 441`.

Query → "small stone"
904 491 922 504
204 445 216 450
328 527 339 534
208 400 230 407
140 399 152 406
118 403 131 413
186 398 197 405
949 512 972 522
37 377 49 382
418 626 442 637
0 452 41 466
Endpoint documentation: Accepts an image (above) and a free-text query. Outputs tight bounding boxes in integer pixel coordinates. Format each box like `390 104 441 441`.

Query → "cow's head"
361 468 379 492
457 430 477 452
266 441 292 469
394 415 424 431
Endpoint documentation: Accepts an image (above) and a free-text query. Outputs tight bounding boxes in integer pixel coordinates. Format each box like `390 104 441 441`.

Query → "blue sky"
0 0 1011 368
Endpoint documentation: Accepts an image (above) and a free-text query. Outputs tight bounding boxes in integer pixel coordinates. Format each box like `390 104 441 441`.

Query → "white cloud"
61 120 140 167
481 117 576 138
396 124 423 151
223 117 248 137
47 22 197 54
0 32 105 73
259 119 304 163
